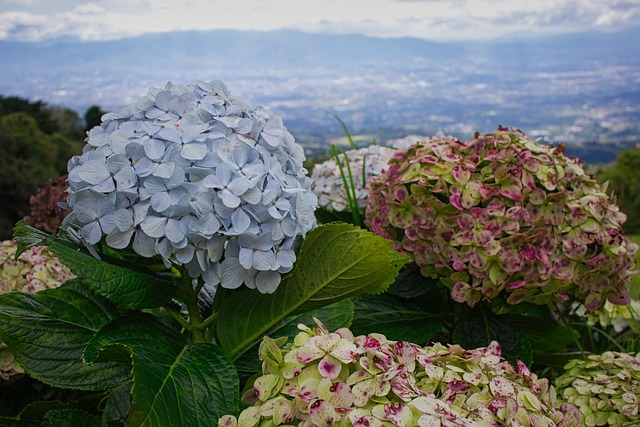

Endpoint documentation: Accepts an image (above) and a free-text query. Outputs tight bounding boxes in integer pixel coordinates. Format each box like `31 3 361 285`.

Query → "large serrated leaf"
0 280 131 390
453 305 533 367
502 313 578 354
0 401 80 426
234 298 355 373
102 382 133 426
83 312 239 427
217 222 408 359
350 294 444 344
45 409 101 427
13 221 176 310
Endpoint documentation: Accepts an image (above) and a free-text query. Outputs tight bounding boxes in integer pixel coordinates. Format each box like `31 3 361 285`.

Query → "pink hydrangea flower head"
220 320 578 426
365 126 638 311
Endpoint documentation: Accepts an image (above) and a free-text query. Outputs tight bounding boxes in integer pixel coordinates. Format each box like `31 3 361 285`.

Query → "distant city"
1 28 639 163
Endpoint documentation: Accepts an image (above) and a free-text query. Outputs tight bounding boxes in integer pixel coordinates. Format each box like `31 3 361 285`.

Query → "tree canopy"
598 147 640 235
0 96 86 239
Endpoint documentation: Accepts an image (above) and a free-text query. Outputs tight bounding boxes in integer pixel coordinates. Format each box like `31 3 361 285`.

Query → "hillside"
1 28 639 162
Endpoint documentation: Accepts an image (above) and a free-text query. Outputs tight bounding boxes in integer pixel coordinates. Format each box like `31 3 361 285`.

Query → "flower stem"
196 311 218 331
165 306 192 331
176 272 207 344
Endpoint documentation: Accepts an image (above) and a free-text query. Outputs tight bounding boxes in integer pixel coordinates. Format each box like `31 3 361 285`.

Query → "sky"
1 0 640 42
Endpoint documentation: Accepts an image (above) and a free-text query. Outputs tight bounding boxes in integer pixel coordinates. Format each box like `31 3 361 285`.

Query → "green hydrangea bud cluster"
365 126 638 311
219 319 579 427
555 351 640 426
0 239 74 380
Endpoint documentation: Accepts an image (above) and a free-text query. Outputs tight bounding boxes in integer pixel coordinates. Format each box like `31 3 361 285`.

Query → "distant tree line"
0 95 105 239
597 147 640 235
0 94 638 241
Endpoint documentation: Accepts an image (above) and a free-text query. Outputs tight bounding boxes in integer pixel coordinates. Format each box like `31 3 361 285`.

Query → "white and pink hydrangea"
219 319 579 427
365 126 638 311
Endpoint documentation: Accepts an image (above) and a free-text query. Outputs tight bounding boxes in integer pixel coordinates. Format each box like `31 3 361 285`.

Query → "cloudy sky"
1 0 639 42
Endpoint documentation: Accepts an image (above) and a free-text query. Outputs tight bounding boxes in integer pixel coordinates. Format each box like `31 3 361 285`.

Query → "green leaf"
386 264 436 299
452 305 533 367
0 392 107 425
13 221 176 310
217 222 408 359
0 401 77 426
331 113 357 149
234 298 354 373
314 207 355 225
45 409 101 427
0 418 41 426
83 312 239 427
502 314 578 354
0 280 131 390
102 382 132 426
350 294 444 344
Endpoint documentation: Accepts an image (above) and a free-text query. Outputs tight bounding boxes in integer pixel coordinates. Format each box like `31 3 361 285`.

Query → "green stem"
165 306 191 331
196 311 218 331
177 273 206 344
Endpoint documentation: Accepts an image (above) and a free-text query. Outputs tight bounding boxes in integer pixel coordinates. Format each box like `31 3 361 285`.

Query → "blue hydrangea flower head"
62 80 317 293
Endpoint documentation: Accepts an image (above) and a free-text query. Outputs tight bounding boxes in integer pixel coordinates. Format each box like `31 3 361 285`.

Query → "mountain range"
1 28 639 162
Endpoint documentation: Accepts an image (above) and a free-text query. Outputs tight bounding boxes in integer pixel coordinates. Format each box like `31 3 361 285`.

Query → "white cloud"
0 0 639 42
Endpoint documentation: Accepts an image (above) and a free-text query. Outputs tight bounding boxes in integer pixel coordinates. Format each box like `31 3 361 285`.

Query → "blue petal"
182 142 208 160
79 160 110 185
165 219 185 243
144 138 166 160
255 270 281 294
230 208 250 234
140 215 167 238
106 228 133 249
253 250 276 271
81 221 103 245
220 258 245 289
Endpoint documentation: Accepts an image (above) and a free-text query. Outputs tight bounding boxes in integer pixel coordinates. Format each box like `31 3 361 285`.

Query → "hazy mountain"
1 28 639 162
3 28 639 72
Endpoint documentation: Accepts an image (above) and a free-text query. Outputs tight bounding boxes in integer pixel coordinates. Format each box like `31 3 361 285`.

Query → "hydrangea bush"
1 78 638 427
22 174 69 235
220 319 579 427
365 126 638 311
61 80 318 293
0 239 74 380
311 137 418 213
0 80 416 426
555 351 640 426
0 239 74 294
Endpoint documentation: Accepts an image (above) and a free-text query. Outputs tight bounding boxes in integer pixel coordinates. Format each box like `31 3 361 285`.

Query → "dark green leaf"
0 401 75 426
314 208 354 225
234 298 354 373
217 223 408 359
387 264 439 299
503 314 578 354
453 306 533 366
45 409 101 427
13 221 176 310
351 294 444 344
83 313 238 427
0 390 105 427
101 382 132 426
0 280 131 390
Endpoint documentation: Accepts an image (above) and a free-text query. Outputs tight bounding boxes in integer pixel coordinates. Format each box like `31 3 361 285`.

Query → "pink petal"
318 355 343 380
